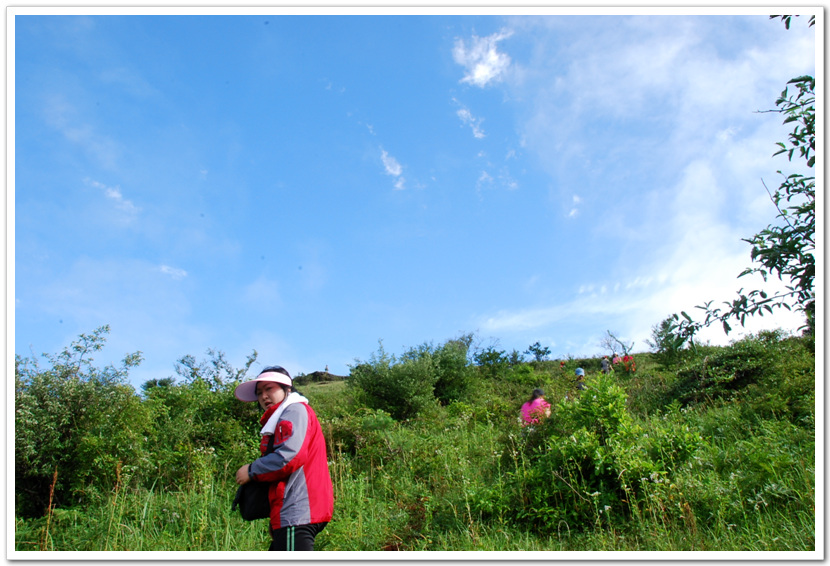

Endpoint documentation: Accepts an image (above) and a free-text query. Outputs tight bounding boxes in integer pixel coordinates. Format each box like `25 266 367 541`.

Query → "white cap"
234 366 292 402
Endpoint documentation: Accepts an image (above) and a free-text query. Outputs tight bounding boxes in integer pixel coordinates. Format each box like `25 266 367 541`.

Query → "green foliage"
647 316 693 365
15 326 147 516
347 336 477 420
14 328 815 552
431 335 476 405
473 346 509 379
663 330 813 422
476 373 650 532
675 405 814 528
507 364 539 388
348 341 439 420
525 341 550 362
14 332 262 518
140 373 260 492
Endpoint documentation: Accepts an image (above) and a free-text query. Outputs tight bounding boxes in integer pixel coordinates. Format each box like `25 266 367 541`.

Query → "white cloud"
159 265 187 280
479 151 806 352
453 29 514 87
499 168 518 190
85 178 140 215
455 105 486 138
380 147 405 189
380 148 402 176
484 16 812 351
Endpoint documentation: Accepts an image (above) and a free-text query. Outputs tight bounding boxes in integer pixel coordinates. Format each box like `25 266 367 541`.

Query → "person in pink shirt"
520 388 551 425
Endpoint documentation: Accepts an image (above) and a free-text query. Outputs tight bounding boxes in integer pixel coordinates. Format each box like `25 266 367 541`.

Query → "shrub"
432 336 476 405
348 342 438 421
664 331 814 420
473 346 509 379
15 327 147 516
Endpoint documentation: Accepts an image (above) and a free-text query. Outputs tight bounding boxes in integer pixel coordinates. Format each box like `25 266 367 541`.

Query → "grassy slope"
15 338 816 553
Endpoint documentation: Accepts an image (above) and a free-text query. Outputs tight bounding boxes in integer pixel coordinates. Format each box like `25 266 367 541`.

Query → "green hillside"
14 327 815 553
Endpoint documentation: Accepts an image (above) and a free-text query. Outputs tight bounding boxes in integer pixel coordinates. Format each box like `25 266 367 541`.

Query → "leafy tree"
524 341 550 362
669 16 815 345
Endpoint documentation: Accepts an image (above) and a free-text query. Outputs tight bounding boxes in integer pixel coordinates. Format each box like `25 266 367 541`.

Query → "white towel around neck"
260 391 309 436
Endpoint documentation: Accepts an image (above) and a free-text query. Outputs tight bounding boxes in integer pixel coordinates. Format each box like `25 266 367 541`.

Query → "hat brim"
234 372 292 402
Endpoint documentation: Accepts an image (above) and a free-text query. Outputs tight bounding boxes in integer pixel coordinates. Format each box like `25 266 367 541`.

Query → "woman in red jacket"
234 366 334 551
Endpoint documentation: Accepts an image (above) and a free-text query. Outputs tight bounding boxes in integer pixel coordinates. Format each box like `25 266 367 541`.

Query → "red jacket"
249 399 334 528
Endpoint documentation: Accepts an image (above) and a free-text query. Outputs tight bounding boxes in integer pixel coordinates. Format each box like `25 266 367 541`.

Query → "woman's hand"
235 464 251 485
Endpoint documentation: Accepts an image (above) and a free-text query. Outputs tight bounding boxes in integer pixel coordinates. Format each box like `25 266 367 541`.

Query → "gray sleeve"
249 404 309 478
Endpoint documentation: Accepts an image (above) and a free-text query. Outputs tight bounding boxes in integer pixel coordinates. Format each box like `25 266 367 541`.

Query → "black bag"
231 434 275 521
232 481 272 521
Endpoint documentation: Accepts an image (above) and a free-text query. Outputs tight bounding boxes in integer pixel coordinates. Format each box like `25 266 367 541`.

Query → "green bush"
348 342 438 421
15 327 147 516
664 331 814 422
432 337 476 405
473 346 509 379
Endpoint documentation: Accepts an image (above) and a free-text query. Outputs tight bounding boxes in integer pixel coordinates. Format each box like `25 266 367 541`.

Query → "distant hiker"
601 356 610 374
234 366 334 551
559 360 566 371
612 354 621 365
575 368 587 391
520 388 551 426
325 365 329 373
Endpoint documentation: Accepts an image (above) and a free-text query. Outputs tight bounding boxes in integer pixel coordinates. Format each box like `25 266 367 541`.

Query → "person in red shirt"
234 366 334 551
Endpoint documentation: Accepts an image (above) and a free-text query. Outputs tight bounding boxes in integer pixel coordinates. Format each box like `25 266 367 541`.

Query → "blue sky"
12 10 818 389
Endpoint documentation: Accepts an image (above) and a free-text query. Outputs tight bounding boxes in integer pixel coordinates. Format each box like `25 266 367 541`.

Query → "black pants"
269 522 327 551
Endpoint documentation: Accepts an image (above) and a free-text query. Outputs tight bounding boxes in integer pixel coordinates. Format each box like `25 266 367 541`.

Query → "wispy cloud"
568 194 581 217
159 265 187 280
478 153 806 351
499 168 518 191
43 95 120 169
85 178 140 215
454 100 486 138
380 147 405 190
453 29 514 87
